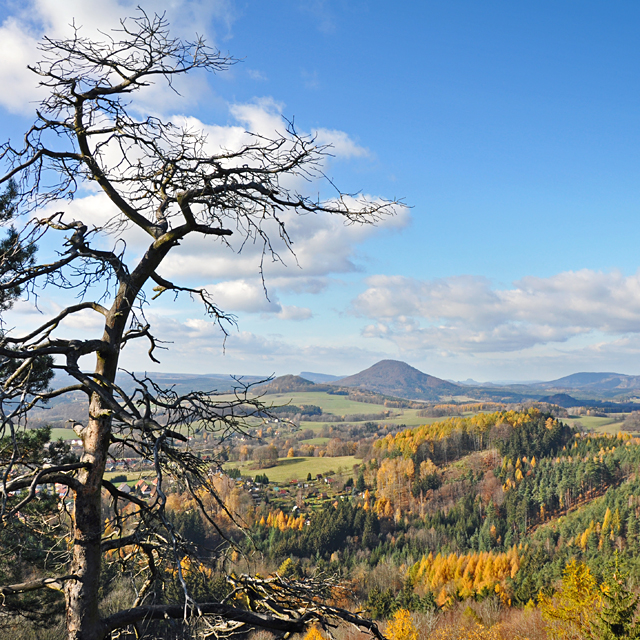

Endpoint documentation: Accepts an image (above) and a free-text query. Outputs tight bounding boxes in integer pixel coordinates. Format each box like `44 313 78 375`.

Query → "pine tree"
597 554 640 639
626 513 637 552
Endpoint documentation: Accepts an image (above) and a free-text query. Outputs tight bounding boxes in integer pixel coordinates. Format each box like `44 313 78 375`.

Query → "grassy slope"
103 470 155 485
262 391 387 414
50 428 77 440
564 415 629 434
300 437 330 445
225 455 359 483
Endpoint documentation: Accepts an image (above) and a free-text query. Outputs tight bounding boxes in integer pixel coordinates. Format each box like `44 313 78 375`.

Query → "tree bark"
63 237 162 638
64 302 126 639
65 396 112 640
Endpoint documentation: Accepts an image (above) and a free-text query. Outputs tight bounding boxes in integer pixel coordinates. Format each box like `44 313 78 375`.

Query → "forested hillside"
240 408 640 637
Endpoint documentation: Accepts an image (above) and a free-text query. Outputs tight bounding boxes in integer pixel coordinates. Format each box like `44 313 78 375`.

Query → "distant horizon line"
52 364 640 387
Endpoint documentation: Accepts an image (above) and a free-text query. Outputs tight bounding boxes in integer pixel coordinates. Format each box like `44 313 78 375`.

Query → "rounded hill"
334 360 460 401
256 375 318 394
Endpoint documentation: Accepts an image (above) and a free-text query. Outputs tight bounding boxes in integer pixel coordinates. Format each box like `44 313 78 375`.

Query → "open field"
564 415 628 434
50 428 77 440
225 455 359 483
299 413 452 431
103 470 155 486
364 412 444 427
261 391 388 414
300 437 330 445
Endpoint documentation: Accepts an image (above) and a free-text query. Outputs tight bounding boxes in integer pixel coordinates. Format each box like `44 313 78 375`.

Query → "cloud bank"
354 270 640 354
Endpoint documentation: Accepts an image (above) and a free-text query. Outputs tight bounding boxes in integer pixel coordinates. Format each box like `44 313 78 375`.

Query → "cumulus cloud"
152 104 407 306
22 80 405 320
312 129 369 158
175 98 369 164
353 270 640 354
0 0 236 113
117 315 386 375
0 18 42 112
200 280 311 319
205 280 281 314
276 306 313 321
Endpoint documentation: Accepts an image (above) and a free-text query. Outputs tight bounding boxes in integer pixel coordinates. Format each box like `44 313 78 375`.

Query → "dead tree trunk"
65 276 138 639
65 400 111 640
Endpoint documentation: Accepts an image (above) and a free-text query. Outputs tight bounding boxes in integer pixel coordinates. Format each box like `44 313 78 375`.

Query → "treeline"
254 501 381 560
375 409 550 463
417 402 505 418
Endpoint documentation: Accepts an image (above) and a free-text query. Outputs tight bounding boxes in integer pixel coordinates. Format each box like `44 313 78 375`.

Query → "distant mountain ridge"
51 371 267 396
333 360 460 401
537 372 640 392
49 367 640 406
299 371 343 383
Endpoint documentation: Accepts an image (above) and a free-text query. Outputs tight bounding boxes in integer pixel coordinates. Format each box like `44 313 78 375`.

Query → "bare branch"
102 572 389 639
0 574 78 595
2 302 107 345
0 461 88 507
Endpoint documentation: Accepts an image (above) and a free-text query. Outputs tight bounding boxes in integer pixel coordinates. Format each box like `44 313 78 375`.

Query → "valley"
18 359 640 638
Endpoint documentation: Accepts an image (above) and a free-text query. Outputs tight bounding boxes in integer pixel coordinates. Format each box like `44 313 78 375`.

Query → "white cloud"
0 0 236 113
353 270 640 354
181 98 370 161
160 193 409 284
276 305 312 321
246 68 268 81
23 88 403 307
153 104 408 302
118 315 387 375
313 129 369 158
0 18 43 112
190 282 311 320
205 280 280 314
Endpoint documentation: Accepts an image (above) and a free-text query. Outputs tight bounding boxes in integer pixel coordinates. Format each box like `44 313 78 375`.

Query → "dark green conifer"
598 553 640 639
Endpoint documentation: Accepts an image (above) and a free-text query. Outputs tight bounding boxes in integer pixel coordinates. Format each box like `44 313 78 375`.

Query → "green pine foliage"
598 554 640 639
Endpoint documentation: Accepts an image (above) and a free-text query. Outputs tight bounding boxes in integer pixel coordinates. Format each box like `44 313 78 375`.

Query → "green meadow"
261 391 386 414
50 428 77 440
224 455 360 483
564 415 628 434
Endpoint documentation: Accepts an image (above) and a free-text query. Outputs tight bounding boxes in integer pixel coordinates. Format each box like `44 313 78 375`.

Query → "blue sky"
2 0 640 382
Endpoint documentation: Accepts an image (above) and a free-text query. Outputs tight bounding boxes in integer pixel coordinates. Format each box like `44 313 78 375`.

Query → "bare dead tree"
0 11 398 640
